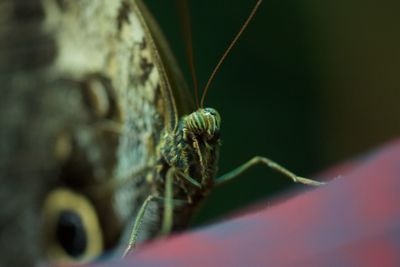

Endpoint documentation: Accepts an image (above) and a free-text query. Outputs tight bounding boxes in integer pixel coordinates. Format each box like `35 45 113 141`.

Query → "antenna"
200 0 262 108
176 0 200 108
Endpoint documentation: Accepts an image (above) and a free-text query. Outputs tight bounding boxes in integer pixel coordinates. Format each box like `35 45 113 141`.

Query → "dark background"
145 0 400 225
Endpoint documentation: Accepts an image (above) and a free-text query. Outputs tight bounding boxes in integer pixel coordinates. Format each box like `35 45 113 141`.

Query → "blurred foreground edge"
92 139 400 267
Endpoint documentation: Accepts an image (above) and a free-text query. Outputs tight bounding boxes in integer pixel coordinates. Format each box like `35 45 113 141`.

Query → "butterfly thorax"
159 107 221 208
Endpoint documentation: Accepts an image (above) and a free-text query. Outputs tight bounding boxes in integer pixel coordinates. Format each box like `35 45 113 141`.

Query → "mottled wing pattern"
0 0 190 265
118 0 195 242
42 0 181 244
0 0 74 265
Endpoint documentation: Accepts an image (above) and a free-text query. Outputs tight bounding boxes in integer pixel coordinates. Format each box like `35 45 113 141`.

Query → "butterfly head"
184 108 221 140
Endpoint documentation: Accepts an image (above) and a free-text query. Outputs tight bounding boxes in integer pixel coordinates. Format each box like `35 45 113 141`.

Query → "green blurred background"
145 0 400 225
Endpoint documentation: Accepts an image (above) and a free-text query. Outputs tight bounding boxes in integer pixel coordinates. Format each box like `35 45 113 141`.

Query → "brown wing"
113 0 195 245
41 0 184 258
0 0 192 264
0 0 195 266
135 0 194 120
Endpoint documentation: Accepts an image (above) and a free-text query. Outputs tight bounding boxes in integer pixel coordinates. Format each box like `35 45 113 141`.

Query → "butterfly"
39 0 196 263
36 0 324 264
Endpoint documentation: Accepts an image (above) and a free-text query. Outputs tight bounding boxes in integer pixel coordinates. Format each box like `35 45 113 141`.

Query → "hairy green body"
157 108 221 231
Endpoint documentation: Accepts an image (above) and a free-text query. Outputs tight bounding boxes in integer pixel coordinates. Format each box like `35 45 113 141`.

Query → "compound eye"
204 107 217 116
42 188 103 264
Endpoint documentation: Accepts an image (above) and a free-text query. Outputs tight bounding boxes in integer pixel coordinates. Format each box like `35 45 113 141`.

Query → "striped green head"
184 108 221 140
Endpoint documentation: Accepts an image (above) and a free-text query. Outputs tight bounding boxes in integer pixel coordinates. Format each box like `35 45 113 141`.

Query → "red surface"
92 139 400 267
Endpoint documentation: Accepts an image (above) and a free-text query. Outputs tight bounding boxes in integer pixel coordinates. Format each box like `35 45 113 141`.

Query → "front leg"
216 156 326 186
123 167 201 257
161 167 202 234
161 167 175 235
123 195 157 257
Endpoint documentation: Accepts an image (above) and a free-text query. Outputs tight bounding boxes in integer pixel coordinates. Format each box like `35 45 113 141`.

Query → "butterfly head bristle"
184 108 221 140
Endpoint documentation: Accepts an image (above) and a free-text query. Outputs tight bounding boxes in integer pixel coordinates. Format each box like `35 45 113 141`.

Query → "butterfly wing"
42 0 193 259
114 0 194 244
134 0 194 119
0 0 193 263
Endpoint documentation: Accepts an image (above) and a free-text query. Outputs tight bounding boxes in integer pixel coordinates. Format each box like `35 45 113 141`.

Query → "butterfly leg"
123 194 157 257
161 167 175 235
160 167 201 235
122 192 187 257
123 166 203 257
215 156 326 186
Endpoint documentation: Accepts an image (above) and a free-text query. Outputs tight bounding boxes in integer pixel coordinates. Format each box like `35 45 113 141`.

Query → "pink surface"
90 139 400 267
